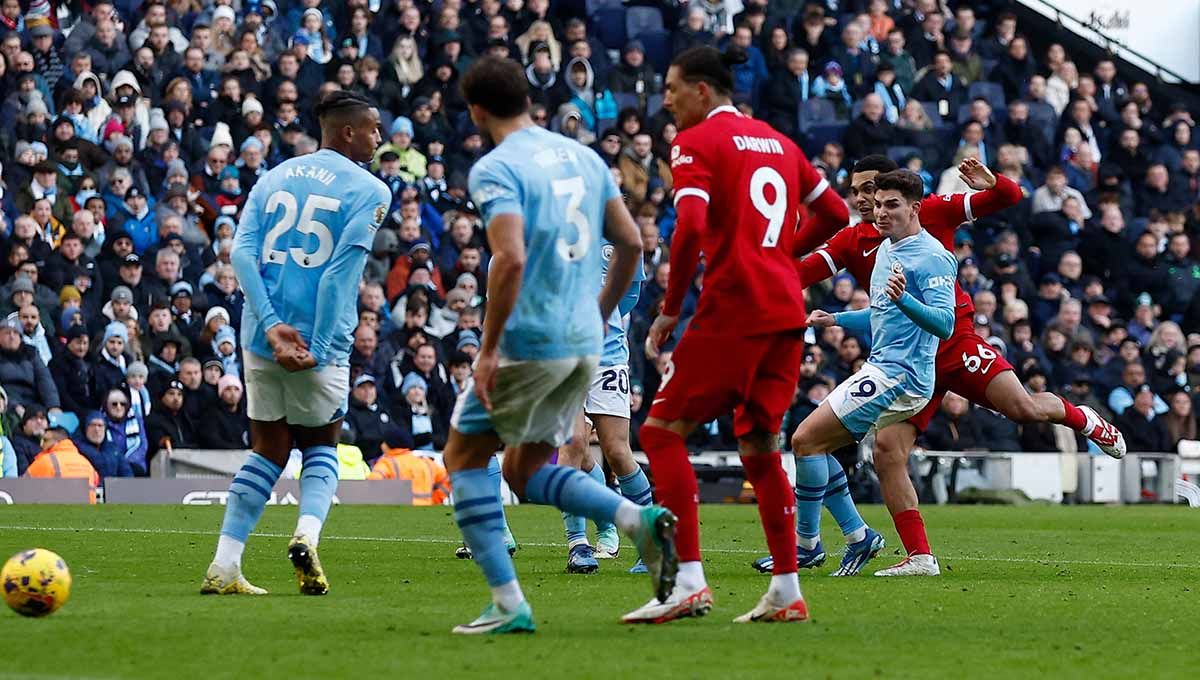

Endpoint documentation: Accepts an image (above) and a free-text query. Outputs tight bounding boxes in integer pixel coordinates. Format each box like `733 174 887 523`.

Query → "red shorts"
649 329 805 438
907 329 1015 431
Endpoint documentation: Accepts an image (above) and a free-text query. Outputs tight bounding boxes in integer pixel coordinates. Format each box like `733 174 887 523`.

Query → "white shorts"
825 362 928 442
243 351 350 428
584 364 631 419
451 355 598 447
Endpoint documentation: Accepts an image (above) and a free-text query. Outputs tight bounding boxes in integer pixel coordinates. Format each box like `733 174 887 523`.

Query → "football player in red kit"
753 154 1126 578
626 45 848 625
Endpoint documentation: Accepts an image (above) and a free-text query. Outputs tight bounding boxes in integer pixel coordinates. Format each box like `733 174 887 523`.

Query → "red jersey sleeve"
662 132 710 318
797 227 855 287
669 132 712 206
921 175 1023 248
792 154 848 257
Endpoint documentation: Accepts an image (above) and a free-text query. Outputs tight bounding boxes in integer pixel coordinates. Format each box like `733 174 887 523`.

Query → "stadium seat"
591 8 628 51
886 145 922 164
798 98 836 134
626 6 664 39
636 30 672 75
968 81 1007 110
645 94 664 117
50 410 79 434
613 92 640 113
920 101 948 128
585 0 623 14
802 123 848 156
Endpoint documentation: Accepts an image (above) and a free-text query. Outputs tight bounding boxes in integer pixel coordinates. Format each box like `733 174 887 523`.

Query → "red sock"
1058 395 1087 432
740 453 796 575
639 424 701 563
893 509 931 556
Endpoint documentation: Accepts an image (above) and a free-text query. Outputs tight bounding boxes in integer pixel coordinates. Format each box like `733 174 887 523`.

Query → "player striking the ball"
443 57 678 635
202 90 392 595
627 45 847 625
752 155 1126 577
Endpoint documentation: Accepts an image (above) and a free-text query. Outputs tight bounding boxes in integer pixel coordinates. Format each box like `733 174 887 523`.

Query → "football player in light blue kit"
791 169 958 576
202 91 392 596
445 57 678 634
558 242 654 574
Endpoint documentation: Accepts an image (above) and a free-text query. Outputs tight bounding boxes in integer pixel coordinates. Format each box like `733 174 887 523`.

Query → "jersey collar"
706 105 740 119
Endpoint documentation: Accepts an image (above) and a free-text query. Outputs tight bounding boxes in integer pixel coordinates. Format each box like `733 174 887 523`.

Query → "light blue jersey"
468 125 620 361
861 229 957 396
600 240 644 367
231 149 392 366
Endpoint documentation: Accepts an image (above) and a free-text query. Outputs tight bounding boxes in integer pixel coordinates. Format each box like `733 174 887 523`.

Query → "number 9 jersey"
668 105 823 335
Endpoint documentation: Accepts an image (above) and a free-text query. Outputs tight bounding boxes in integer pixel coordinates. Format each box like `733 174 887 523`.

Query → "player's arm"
792 157 850 258
926 158 1023 240
647 136 708 355
230 182 282 333
600 198 641 322
796 228 853 287
307 191 387 366
830 308 872 334
886 258 956 340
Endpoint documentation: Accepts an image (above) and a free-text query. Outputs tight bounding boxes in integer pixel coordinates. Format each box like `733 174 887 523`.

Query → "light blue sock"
586 464 616 534
486 456 514 541
617 467 653 505
452 468 516 588
524 464 623 525
822 454 866 537
220 453 282 541
562 510 588 546
298 446 339 525
795 454 829 543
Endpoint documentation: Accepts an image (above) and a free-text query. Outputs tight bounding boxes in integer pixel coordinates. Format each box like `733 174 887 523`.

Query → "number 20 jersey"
669 106 822 336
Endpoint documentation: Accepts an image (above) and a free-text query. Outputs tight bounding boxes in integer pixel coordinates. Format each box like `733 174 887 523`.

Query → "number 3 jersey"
669 105 822 336
468 125 620 362
233 148 392 365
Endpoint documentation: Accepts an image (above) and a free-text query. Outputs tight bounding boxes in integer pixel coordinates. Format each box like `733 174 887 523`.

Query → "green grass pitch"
1 504 1198 679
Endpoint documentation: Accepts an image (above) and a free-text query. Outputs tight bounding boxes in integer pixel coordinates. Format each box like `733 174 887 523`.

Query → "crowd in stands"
1 0 1199 484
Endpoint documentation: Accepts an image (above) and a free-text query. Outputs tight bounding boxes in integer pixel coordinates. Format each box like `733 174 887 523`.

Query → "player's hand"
886 270 907 301
958 157 996 191
806 310 835 327
267 324 312 372
473 349 498 412
645 313 678 359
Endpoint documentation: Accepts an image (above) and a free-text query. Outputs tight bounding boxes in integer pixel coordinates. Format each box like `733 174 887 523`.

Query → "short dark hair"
314 89 373 122
874 170 924 203
670 46 748 96
460 56 529 118
852 155 898 175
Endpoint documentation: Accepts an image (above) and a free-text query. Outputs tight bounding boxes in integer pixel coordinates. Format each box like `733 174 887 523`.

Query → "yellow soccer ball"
2 549 72 617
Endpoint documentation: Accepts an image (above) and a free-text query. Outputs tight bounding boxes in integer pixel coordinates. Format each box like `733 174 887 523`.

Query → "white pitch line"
1 524 1197 570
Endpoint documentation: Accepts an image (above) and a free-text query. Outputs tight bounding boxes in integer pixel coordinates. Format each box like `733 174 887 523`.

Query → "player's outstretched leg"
734 449 809 623
823 454 884 577
201 453 282 595
511 448 677 603
623 423 711 624
290 445 339 595
988 371 1126 459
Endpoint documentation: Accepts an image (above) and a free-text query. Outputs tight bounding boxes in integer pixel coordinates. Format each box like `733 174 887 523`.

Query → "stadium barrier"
103 478 413 505
0 478 91 504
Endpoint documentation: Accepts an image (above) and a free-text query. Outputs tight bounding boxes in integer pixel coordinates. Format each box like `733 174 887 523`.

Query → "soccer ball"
2 549 72 617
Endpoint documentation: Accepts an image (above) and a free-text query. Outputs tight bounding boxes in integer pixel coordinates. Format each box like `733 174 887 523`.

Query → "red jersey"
665 106 822 335
798 176 1023 329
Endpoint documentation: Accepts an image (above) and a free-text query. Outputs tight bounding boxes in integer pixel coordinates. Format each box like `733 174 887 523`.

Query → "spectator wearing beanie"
200 373 249 450
93 320 130 403
145 379 196 456
390 371 446 451
347 373 390 464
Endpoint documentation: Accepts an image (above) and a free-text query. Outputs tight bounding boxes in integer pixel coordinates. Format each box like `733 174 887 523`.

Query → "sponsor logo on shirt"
670 145 693 168
926 275 956 288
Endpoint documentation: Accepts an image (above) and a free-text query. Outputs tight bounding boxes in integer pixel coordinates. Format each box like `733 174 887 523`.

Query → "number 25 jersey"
669 105 818 336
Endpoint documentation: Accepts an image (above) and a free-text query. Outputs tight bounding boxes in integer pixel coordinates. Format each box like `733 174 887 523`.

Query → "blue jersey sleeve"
308 183 391 364
231 182 283 332
895 251 956 340
469 159 522 225
833 308 872 334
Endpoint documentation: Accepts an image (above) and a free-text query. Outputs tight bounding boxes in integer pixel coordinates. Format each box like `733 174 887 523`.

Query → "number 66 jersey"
234 148 392 366
666 105 828 335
